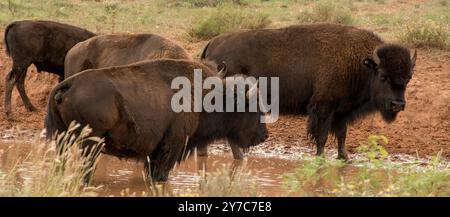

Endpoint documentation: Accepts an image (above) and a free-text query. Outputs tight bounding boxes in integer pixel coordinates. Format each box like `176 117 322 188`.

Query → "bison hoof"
5 111 14 121
337 154 351 163
25 104 37 112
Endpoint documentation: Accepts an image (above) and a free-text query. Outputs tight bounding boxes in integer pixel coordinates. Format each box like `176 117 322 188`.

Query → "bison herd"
3 20 416 183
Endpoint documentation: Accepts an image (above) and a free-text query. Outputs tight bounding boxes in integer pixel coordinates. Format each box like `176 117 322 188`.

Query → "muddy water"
92 154 299 196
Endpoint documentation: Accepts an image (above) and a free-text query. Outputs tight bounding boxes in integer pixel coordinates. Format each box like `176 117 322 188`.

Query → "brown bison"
3 20 95 116
64 33 191 78
45 59 267 182
64 33 245 160
201 23 417 161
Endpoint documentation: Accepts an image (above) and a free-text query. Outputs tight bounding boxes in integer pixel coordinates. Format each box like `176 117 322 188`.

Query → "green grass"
297 0 354 25
283 135 450 196
1 0 449 49
398 18 449 50
1 132 448 197
188 4 271 40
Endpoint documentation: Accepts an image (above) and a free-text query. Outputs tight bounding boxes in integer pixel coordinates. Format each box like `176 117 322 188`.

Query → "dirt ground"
0 37 449 159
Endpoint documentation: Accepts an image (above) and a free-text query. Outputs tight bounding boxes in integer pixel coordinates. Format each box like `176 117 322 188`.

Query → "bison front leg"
4 69 18 117
307 103 334 157
331 117 349 161
16 69 37 112
230 143 244 160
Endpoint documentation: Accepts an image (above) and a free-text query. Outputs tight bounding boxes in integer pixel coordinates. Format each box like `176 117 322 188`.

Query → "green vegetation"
186 0 249 7
197 164 258 196
297 0 354 25
1 0 449 49
399 18 449 50
188 4 270 39
0 0 449 197
1 132 447 196
0 123 104 196
283 135 450 196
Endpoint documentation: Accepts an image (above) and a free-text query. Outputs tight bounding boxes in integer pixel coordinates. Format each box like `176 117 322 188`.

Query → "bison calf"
3 20 95 116
201 24 417 161
45 59 267 182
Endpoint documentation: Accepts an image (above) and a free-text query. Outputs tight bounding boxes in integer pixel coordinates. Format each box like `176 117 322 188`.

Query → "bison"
201 23 417 161
64 33 246 160
45 59 267 182
64 33 191 78
3 20 95 116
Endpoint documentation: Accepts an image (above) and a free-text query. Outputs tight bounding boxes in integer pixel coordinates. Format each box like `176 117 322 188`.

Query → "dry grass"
0 122 104 196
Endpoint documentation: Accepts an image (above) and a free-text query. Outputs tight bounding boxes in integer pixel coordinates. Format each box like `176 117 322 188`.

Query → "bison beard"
201 23 416 161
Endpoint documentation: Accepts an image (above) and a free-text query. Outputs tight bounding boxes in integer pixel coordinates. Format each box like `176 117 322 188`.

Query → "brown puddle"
92 154 299 196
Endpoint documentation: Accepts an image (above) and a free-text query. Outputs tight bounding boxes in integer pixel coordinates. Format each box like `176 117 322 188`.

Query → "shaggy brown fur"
64 34 191 78
201 23 417 161
45 59 267 182
3 20 95 116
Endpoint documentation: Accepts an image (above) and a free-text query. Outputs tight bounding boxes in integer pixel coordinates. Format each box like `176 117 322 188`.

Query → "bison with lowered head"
45 59 267 182
201 23 417 161
3 20 95 116
64 33 191 78
64 33 247 160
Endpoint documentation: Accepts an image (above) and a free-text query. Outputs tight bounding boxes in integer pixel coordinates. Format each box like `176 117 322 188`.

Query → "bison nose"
391 100 405 112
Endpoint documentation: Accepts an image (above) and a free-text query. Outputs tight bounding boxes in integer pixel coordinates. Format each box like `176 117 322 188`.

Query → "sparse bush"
399 19 449 50
189 5 271 39
297 0 354 25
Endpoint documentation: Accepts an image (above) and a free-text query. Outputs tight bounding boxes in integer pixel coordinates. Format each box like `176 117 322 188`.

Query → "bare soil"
0 37 449 159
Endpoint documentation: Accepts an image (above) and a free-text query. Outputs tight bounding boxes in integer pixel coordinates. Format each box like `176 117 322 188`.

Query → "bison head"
219 65 268 148
364 44 417 123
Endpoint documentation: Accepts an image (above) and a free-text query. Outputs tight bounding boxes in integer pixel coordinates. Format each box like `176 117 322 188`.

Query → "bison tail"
3 22 16 57
200 41 211 59
44 83 71 140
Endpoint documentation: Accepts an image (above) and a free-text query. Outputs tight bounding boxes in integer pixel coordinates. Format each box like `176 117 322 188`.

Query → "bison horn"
246 81 258 100
217 61 227 78
372 47 381 65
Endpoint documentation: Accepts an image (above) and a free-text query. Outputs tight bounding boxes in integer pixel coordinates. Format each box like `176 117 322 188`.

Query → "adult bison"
64 33 191 78
64 33 246 160
201 23 417 161
45 59 267 182
3 20 95 116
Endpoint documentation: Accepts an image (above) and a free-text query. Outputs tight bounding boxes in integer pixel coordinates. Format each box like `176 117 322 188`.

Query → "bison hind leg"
16 69 37 112
330 116 350 162
145 127 188 183
306 102 334 157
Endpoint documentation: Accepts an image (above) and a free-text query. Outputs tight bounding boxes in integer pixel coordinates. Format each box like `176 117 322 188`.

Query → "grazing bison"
3 20 95 116
64 33 191 78
45 59 267 182
201 23 417 161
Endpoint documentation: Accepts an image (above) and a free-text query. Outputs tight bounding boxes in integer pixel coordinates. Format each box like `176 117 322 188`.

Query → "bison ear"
363 58 378 72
